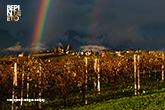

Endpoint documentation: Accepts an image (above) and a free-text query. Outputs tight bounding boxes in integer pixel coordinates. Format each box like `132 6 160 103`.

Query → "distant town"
15 44 152 59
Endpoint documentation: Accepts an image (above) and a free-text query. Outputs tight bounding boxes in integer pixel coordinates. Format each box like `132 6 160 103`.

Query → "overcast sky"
1 0 165 51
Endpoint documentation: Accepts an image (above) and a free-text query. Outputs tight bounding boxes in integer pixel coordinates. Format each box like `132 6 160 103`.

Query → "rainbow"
31 0 103 50
85 0 103 44
90 0 103 33
32 0 52 51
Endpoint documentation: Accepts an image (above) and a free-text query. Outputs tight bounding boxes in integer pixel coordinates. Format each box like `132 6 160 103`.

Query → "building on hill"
148 51 155 54
66 50 70 54
62 49 64 54
81 51 84 55
115 51 121 56
85 50 93 56
98 51 106 57
67 44 70 51
18 52 24 57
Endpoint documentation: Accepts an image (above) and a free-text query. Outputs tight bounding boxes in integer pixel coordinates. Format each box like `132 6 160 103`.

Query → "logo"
7 5 21 21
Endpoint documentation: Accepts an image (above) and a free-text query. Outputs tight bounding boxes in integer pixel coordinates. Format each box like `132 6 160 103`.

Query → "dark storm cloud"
0 0 40 39
1 0 165 51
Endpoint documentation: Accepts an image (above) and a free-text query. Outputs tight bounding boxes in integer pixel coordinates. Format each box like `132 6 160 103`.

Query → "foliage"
0 50 165 109
54 47 59 55
58 47 62 54
65 88 165 110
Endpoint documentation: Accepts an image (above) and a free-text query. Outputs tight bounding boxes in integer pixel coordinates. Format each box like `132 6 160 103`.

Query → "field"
64 87 165 110
0 50 165 109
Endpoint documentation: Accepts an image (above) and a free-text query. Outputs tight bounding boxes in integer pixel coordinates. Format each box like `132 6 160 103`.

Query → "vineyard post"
149 71 151 78
143 70 145 79
97 59 100 94
26 70 30 108
154 69 157 80
134 54 137 95
94 58 97 98
34 74 38 108
34 83 37 98
34 70 38 99
14 63 18 109
85 57 88 105
20 65 24 105
28 55 30 60
162 52 164 81
12 63 16 110
137 55 140 95
38 63 42 109
27 72 29 100
12 67 14 110
27 55 30 106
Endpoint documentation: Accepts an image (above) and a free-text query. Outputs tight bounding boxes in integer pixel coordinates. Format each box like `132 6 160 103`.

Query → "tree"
63 46 66 54
58 47 62 54
54 47 59 55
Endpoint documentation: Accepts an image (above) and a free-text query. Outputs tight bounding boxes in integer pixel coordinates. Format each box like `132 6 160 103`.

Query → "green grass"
1 75 165 110
63 88 165 110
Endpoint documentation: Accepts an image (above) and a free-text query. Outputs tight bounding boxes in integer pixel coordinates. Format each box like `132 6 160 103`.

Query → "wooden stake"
149 71 151 78
20 66 24 105
12 65 15 110
14 63 18 110
97 59 100 94
38 63 42 109
134 54 137 95
137 55 140 95
154 69 157 80
34 84 37 98
162 52 164 81
143 70 145 79
34 74 38 108
27 72 29 99
94 58 97 98
85 57 88 105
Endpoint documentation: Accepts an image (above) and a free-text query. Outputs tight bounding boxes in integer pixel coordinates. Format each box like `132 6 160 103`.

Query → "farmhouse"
66 50 70 54
97 51 106 57
18 52 24 57
101 52 106 57
148 51 155 54
81 51 84 55
115 51 121 56
71 51 77 55
85 50 93 56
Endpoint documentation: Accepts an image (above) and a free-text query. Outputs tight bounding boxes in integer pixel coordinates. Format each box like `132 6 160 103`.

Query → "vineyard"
1 50 165 109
